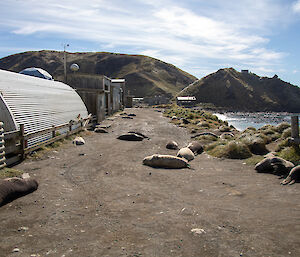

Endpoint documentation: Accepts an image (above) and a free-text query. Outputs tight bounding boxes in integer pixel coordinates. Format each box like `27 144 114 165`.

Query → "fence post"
52 125 56 138
291 116 299 138
20 124 26 160
290 115 300 145
0 122 6 169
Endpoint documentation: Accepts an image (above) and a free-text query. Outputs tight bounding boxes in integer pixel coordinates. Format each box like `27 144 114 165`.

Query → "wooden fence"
1 115 94 167
0 122 6 169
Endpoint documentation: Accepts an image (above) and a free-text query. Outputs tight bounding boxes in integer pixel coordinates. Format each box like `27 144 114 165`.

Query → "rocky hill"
178 68 300 112
0 50 197 97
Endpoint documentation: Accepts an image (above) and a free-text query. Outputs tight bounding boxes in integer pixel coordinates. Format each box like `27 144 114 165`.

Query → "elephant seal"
166 141 179 150
0 177 38 206
128 131 149 139
281 165 300 185
191 132 219 139
187 141 203 155
94 127 108 133
255 156 294 175
177 147 195 161
117 133 144 141
143 154 189 169
73 136 85 145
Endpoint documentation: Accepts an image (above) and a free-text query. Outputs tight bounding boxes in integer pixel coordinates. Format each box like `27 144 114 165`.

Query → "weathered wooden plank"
24 118 88 140
0 151 5 157
0 162 6 169
25 123 69 140
24 126 83 154
0 139 5 146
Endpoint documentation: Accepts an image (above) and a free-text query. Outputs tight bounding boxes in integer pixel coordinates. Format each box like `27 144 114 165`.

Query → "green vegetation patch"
207 141 252 159
278 146 300 166
0 167 23 179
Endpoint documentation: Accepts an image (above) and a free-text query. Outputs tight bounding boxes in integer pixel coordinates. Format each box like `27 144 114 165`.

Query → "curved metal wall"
0 69 88 144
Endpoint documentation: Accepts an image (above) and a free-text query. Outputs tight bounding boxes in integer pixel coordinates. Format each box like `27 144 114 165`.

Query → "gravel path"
0 108 299 257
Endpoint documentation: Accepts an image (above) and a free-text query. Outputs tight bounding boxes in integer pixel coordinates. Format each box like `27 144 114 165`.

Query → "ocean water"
214 112 300 131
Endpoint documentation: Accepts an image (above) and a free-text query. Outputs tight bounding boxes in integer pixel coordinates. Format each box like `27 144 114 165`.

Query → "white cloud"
0 0 294 80
293 0 300 13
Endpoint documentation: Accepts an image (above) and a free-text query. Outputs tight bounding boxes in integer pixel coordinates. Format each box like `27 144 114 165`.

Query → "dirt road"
0 108 299 257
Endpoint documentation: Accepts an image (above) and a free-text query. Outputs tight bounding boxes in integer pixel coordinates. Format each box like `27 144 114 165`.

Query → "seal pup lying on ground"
255 156 294 176
177 147 195 161
128 131 149 139
73 136 85 145
117 133 144 141
143 154 189 169
166 140 179 150
187 141 203 155
0 176 38 206
281 165 300 185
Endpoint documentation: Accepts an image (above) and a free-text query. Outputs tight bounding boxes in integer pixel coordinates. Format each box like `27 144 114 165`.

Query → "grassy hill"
0 50 197 97
178 68 300 112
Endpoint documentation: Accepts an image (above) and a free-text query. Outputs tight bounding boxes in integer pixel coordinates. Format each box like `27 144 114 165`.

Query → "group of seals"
143 140 204 169
255 155 299 185
0 176 38 206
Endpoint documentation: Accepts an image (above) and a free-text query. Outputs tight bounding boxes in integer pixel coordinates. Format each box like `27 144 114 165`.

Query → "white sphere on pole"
70 63 79 72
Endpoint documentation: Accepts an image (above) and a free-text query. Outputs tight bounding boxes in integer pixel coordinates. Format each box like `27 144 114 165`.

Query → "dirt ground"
0 108 299 257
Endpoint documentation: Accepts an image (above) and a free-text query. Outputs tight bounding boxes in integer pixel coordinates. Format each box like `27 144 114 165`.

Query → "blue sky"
0 0 299 86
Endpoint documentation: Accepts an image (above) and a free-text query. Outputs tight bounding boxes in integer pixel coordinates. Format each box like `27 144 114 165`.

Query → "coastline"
213 111 300 131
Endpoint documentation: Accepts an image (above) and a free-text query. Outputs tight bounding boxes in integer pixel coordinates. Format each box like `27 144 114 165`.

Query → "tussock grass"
278 146 300 166
207 141 252 159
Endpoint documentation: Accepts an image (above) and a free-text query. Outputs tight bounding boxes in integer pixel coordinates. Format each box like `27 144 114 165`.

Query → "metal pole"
63 44 69 84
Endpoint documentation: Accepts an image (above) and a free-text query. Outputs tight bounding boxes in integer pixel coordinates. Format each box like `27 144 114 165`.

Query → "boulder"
166 140 179 150
177 147 195 161
187 141 203 155
0 177 38 206
143 154 189 169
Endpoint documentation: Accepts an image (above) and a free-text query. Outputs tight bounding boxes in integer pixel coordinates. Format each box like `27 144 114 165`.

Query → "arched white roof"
0 69 88 144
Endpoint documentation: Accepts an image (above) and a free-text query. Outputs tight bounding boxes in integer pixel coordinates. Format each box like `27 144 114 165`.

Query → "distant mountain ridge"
178 68 300 112
0 50 197 98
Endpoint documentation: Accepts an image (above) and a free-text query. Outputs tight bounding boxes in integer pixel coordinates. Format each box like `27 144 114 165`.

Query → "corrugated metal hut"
0 69 88 145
